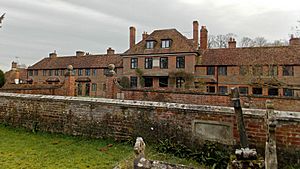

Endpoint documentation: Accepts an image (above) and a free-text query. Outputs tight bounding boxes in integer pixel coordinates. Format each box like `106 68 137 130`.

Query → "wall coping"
0 92 299 121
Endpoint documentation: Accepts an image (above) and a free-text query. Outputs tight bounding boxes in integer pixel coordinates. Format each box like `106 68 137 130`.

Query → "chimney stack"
129 26 136 48
107 47 115 55
142 31 149 40
49 51 57 58
11 61 18 70
193 21 199 48
76 51 85 57
200 26 208 50
289 34 300 46
228 37 237 48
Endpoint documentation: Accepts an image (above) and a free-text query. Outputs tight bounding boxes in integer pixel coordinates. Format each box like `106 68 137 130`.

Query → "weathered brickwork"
121 89 300 111
0 92 300 162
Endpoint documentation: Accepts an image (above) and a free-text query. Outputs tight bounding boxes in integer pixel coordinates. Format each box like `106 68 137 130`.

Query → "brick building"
121 21 201 89
3 20 300 100
196 37 300 97
4 61 27 85
122 21 300 98
26 48 122 97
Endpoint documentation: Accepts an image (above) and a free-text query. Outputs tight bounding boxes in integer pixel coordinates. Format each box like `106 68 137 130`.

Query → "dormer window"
161 39 171 48
146 41 155 49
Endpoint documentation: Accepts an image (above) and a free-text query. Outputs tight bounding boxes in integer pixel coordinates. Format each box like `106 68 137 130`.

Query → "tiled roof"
200 46 300 66
123 29 197 55
4 68 27 84
28 54 122 70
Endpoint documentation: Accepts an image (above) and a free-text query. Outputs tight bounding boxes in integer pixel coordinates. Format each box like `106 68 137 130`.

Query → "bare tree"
271 39 288 46
240 37 255 47
208 33 237 48
253 37 267 47
0 13 5 28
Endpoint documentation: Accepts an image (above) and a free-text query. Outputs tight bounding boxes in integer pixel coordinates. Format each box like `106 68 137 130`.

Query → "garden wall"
121 89 300 111
0 92 300 162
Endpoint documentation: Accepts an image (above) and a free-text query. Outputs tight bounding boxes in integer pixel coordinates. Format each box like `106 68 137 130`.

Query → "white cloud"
0 0 299 71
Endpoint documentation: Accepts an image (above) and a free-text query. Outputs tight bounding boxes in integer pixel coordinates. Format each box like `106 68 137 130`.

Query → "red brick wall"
121 89 300 111
0 92 299 163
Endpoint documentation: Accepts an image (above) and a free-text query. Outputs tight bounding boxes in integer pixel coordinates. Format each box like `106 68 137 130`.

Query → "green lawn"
0 125 199 169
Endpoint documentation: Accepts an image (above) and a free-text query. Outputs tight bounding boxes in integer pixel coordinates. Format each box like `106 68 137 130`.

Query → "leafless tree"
0 13 5 28
240 37 255 47
253 37 267 47
208 33 237 48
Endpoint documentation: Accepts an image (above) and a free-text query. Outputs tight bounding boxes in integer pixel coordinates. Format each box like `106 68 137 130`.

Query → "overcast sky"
0 0 300 71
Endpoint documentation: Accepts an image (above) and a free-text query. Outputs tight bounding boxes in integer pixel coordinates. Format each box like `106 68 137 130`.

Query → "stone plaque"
193 120 233 144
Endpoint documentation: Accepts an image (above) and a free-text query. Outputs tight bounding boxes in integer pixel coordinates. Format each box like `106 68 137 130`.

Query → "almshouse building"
26 48 122 97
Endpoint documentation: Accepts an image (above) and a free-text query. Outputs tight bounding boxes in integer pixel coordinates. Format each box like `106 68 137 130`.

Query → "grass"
0 124 200 169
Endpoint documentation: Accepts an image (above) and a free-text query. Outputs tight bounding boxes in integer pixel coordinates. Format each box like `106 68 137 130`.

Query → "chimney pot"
49 52 57 58
142 31 149 40
193 21 199 49
228 37 237 48
129 26 136 48
76 51 85 57
107 47 115 55
11 61 18 70
289 35 300 46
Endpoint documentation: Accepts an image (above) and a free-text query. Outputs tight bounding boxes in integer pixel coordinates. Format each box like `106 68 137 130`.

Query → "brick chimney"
193 21 199 48
228 37 237 48
289 35 300 46
107 47 115 55
11 61 18 70
76 51 85 57
142 31 149 40
200 26 208 50
49 52 57 58
129 26 136 48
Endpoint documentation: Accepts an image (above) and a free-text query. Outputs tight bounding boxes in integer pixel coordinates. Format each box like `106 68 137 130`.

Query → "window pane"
283 88 294 97
283 65 293 76
131 58 138 69
268 88 278 96
43 70 47 76
207 66 215 75
239 87 248 95
176 77 185 88
144 77 153 87
130 76 137 88
78 69 83 76
92 83 97 91
85 69 90 76
146 41 154 49
207 86 215 93
145 58 153 69
159 77 168 87
218 66 227 76
92 69 97 76
176 56 185 68
252 87 262 95
162 40 171 48
218 86 228 94
160 57 168 69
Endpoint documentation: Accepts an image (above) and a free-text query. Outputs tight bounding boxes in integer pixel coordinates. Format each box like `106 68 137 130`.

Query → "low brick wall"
121 89 300 111
0 92 299 163
0 84 65 95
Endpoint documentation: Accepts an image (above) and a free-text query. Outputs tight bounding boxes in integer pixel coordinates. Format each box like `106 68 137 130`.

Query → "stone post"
265 100 278 169
105 64 119 99
64 65 75 96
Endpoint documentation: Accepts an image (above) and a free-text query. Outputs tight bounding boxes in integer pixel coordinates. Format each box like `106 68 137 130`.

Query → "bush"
0 69 5 88
156 139 230 169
